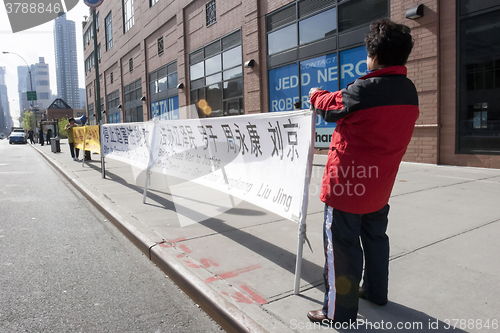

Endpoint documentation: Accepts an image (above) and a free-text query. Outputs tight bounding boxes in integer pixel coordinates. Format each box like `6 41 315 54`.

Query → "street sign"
84 0 104 8
27 91 37 101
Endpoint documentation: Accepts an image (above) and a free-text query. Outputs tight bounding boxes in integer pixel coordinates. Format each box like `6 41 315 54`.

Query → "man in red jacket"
307 19 419 325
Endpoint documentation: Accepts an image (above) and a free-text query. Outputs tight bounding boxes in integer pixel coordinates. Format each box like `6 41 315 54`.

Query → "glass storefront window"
206 73 222 86
150 81 157 94
268 24 297 55
167 72 178 89
268 63 300 112
206 83 223 117
150 96 179 120
205 54 222 75
190 62 204 81
460 0 499 15
299 7 337 45
268 46 367 148
223 67 242 80
458 9 500 153
299 53 338 108
223 78 243 100
338 0 388 32
223 46 242 69
158 76 167 92
339 46 368 88
189 30 243 118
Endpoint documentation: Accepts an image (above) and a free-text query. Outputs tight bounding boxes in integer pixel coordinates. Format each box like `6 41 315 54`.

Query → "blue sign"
151 96 179 120
299 53 338 109
268 63 300 112
267 46 368 147
84 0 104 8
299 53 339 145
340 46 368 89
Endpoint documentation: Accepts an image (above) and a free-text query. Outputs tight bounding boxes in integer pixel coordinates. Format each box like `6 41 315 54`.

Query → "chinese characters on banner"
101 110 313 223
72 125 101 153
84 125 101 153
73 127 86 151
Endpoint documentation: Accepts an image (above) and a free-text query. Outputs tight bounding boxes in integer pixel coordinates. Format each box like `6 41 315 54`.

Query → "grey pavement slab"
33 140 500 332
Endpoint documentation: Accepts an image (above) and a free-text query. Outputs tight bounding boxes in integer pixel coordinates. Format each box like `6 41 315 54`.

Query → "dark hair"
68 117 75 122
365 19 414 66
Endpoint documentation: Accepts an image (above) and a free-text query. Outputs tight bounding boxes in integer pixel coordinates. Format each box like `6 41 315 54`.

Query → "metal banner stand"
100 121 106 179
294 110 316 295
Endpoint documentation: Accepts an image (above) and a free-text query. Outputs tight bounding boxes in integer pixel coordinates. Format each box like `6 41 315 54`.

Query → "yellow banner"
72 126 101 153
84 125 101 154
73 127 86 150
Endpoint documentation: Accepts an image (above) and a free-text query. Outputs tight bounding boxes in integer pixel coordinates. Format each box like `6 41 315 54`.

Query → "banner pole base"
294 222 306 295
142 169 151 204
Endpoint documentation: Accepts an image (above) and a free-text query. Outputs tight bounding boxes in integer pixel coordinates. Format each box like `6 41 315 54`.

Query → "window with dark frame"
149 61 179 120
189 30 244 118
110 72 113 84
150 0 159 7
107 90 120 111
123 0 134 32
105 12 113 51
129 58 133 73
265 0 387 119
158 36 164 55
206 0 216 26
266 0 388 57
457 3 500 154
124 79 144 122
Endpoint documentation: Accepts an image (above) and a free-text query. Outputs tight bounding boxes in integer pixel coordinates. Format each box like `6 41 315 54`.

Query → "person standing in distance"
307 19 419 325
65 118 80 161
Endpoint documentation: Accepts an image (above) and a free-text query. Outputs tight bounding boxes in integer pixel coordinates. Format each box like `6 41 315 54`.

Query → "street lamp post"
2 51 37 134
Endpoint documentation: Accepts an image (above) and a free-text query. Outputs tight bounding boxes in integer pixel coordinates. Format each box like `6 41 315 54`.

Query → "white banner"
102 110 313 223
101 122 155 170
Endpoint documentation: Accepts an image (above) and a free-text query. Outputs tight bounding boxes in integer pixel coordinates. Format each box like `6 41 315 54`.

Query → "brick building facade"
83 0 500 168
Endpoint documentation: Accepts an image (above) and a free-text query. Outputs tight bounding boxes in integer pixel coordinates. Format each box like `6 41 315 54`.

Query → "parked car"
9 131 27 144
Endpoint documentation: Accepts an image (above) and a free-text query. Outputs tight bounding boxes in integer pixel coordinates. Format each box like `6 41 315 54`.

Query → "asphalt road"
0 140 223 332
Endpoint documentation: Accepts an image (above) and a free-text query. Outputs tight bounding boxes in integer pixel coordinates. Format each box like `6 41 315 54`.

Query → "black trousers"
69 143 80 159
322 204 390 322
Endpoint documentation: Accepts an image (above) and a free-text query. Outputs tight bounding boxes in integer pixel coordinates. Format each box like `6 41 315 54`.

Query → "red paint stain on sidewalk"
184 259 201 269
200 258 220 268
240 285 267 304
158 238 186 248
222 291 253 304
178 244 191 254
204 265 261 284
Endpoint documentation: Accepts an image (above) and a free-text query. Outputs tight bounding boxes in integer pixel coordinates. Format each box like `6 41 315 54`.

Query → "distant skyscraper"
31 57 52 110
79 88 86 110
0 67 13 132
17 66 29 114
54 13 80 109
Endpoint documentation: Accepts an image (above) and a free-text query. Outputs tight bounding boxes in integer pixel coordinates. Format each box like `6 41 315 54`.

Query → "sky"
0 2 91 126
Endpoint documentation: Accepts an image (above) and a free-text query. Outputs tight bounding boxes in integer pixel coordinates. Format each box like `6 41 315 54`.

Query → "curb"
32 145 269 333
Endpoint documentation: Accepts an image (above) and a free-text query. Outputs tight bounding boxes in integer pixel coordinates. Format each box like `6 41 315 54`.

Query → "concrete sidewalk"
33 140 500 332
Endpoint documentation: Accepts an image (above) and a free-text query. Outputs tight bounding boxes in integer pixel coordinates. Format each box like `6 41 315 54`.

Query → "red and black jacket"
310 66 419 214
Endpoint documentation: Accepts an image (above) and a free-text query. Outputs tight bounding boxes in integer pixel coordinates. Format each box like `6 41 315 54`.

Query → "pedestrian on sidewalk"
39 126 44 146
28 130 34 144
65 118 80 161
46 128 52 145
307 18 419 325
